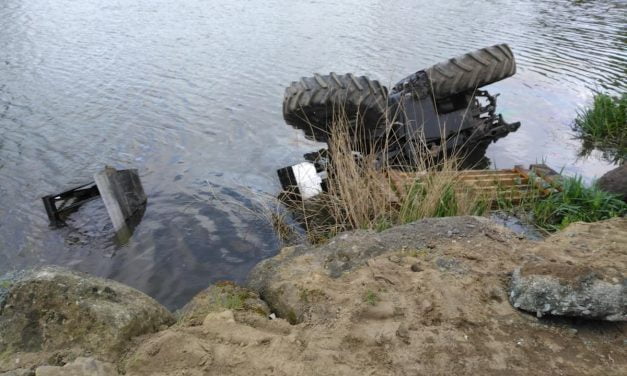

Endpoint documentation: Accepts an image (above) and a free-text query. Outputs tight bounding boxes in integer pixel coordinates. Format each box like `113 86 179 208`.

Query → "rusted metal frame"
42 182 100 227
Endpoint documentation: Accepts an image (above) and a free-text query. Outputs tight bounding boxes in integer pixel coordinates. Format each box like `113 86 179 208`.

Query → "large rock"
509 263 625 320
247 216 509 323
177 281 269 326
0 266 175 371
598 163 627 201
508 217 626 321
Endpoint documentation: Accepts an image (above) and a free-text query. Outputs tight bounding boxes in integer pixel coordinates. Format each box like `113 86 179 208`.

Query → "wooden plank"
462 178 527 187
459 169 517 175
387 164 559 206
94 167 147 234
530 164 563 192
514 165 551 197
459 184 534 191
459 173 522 180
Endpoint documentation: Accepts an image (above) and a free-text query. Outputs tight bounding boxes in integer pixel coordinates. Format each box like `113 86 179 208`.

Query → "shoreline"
1 215 625 375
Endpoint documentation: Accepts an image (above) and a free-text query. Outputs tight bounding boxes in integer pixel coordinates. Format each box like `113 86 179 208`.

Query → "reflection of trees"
577 137 625 164
573 92 626 164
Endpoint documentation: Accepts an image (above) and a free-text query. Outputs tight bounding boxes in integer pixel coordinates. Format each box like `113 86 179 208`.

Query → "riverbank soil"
1 216 625 375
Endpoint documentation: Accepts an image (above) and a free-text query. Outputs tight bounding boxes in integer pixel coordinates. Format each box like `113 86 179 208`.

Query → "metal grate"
387 164 561 206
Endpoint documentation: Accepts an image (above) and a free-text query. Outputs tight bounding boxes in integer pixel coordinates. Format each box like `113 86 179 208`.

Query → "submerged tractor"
278 44 521 197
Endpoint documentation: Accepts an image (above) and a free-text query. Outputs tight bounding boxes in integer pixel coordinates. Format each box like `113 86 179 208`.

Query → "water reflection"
578 138 624 164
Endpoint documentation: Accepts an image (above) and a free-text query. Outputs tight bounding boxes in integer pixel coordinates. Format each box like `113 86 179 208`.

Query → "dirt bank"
1 216 625 375
128 216 626 376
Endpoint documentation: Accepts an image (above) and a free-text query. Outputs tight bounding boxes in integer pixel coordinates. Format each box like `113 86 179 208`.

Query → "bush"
532 175 626 232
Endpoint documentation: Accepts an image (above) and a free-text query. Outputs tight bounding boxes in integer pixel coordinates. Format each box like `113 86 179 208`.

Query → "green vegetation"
399 179 488 224
259 103 626 244
223 293 245 310
493 171 626 233
205 283 252 311
573 93 626 162
362 290 379 306
530 176 626 232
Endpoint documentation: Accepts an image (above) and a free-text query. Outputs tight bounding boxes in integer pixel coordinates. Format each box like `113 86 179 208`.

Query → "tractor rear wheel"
282 73 388 144
392 44 516 99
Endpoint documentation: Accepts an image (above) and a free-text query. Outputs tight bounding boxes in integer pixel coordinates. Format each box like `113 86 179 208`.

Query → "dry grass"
274 106 491 243
255 93 626 244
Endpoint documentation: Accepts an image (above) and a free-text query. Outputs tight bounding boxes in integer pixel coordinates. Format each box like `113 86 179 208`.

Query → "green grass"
223 293 245 310
363 290 379 306
398 179 488 224
573 93 626 162
206 284 251 311
492 170 626 233
531 175 626 232
267 100 625 244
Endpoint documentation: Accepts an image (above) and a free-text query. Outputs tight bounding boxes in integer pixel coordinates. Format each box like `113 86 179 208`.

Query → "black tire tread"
425 44 516 99
283 73 388 142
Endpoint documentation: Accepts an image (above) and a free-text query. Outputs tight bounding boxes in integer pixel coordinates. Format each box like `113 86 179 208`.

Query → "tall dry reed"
277 103 490 243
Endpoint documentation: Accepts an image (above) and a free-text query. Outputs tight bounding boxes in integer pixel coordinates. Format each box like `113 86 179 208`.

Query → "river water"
0 0 625 309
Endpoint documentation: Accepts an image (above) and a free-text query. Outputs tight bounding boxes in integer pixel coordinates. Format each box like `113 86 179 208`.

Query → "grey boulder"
509 263 625 321
0 266 175 366
598 163 626 201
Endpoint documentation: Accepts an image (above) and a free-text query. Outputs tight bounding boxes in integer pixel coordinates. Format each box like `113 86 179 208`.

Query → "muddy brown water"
0 0 625 309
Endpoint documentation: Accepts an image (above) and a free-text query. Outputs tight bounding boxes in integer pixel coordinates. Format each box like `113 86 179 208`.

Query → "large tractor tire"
283 73 388 143
392 44 516 99
425 44 516 99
